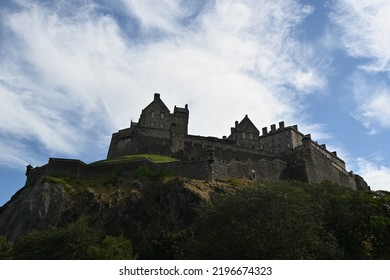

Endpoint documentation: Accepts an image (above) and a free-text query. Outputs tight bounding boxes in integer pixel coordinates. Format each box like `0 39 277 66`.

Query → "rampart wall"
210 159 287 180
26 158 212 184
281 140 369 191
26 153 369 191
183 135 275 162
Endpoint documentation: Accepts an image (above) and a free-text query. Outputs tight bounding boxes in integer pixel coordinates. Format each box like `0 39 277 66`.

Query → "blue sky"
1 0 390 205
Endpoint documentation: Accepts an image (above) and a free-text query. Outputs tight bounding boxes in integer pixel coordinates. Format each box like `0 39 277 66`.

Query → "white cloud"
357 158 390 191
119 0 192 33
330 0 390 72
0 0 326 168
348 72 390 134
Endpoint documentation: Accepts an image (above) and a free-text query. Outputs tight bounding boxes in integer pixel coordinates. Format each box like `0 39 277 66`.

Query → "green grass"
92 154 179 165
43 176 69 185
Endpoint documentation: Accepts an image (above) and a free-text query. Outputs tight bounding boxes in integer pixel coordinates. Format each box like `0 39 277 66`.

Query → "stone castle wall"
210 159 287 180
259 123 303 154
280 140 369 191
26 158 212 184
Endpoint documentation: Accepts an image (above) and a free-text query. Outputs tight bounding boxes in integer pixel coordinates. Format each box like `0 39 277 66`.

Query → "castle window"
151 112 155 118
160 123 164 128
242 132 246 139
160 113 165 119
249 133 253 139
151 122 154 127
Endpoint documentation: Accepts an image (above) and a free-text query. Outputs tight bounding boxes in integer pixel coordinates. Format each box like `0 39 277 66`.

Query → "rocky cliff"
0 175 241 257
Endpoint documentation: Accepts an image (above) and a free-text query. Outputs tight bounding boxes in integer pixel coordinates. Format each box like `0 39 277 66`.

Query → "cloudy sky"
1 0 390 205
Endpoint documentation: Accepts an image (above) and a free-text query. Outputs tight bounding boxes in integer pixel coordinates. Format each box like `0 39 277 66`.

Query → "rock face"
0 181 71 242
0 175 227 256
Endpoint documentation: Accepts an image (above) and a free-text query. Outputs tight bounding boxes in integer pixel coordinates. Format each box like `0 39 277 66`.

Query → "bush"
190 181 341 259
87 233 135 260
0 236 13 260
13 223 135 260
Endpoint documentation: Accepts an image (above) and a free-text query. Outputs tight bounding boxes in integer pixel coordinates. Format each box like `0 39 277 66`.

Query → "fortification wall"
109 134 173 159
26 158 212 183
211 159 286 180
282 142 359 190
183 135 274 162
259 125 303 154
25 164 48 187
26 155 369 191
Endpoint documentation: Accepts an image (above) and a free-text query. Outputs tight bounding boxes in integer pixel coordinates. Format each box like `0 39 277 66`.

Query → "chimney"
279 121 285 129
154 93 160 100
271 124 276 132
292 125 298 130
262 127 268 135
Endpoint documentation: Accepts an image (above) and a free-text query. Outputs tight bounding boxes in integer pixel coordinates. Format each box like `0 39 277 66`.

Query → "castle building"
107 93 369 191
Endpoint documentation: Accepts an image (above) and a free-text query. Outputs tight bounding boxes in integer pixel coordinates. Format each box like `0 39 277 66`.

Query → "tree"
151 228 194 259
0 236 13 260
190 181 341 259
14 223 100 259
87 233 135 260
13 222 135 259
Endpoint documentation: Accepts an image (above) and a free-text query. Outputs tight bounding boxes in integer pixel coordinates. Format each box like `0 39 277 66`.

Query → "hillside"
0 173 389 259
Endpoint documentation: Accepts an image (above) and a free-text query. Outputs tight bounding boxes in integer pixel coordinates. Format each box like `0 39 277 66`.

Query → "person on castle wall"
250 170 256 180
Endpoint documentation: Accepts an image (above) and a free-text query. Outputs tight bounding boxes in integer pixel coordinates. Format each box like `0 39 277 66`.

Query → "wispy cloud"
347 72 390 134
0 0 326 168
357 157 390 191
330 1 390 134
330 0 390 72
119 0 196 33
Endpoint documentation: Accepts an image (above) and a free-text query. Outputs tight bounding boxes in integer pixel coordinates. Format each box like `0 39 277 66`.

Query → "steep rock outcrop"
0 176 237 257
0 180 71 242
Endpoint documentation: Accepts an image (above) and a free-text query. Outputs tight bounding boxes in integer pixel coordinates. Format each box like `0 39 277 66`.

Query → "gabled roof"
237 115 259 133
143 93 170 112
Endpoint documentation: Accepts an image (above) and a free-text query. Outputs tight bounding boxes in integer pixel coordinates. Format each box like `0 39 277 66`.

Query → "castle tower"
138 93 171 130
170 104 189 152
228 115 260 149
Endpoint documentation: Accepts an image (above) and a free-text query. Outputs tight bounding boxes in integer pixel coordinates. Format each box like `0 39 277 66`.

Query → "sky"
1 0 390 205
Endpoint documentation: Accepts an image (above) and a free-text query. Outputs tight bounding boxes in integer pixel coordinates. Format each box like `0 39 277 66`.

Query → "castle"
26 93 369 191
106 93 368 190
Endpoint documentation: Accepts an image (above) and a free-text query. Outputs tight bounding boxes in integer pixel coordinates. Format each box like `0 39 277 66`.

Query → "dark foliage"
13 223 134 260
186 180 390 259
0 236 13 260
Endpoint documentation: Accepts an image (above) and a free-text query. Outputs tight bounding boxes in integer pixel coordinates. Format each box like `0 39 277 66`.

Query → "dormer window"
160 113 165 119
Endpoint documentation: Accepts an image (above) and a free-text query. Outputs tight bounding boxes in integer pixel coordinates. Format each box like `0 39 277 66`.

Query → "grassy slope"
92 154 179 165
